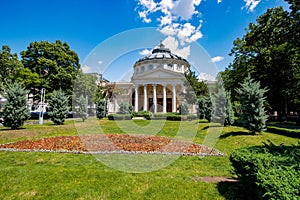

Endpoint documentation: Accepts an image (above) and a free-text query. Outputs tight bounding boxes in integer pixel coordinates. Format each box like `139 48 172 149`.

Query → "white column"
172 84 176 112
135 85 139 112
143 84 147 111
163 84 167 113
153 84 157 113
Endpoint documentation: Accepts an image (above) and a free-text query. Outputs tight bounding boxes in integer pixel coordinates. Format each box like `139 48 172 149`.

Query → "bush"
152 113 167 120
230 142 300 199
108 114 132 120
187 114 198 120
118 102 132 114
96 99 106 119
166 113 182 121
256 166 300 200
179 103 189 115
132 111 151 120
267 126 300 139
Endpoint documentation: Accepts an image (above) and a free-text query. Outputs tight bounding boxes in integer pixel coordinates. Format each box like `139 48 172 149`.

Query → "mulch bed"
0 134 225 156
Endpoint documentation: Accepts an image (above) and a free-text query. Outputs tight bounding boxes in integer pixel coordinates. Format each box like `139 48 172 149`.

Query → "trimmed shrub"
267 126 300 139
166 113 182 121
132 111 151 120
152 113 167 120
256 166 300 200
187 114 198 120
230 142 300 200
108 114 132 120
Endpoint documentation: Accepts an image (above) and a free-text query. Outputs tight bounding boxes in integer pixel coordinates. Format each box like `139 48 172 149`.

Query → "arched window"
148 64 153 70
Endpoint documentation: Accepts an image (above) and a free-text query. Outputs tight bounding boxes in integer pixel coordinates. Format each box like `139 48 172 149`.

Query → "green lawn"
0 118 298 199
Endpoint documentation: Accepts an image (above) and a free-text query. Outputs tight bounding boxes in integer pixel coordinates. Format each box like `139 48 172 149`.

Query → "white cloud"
160 22 203 45
136 0 203 45
210 56 224 63
98 60 103 65
139 11 152 23
162 36 190 59
197 72 216 82
172 0 201 20
82 65 92 73
160 25 176 35
242 0 261 12
139 49 152 56
137 0 158 23
217 0 222 3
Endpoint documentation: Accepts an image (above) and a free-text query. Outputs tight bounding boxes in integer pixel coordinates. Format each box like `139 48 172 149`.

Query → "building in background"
106 42 197 114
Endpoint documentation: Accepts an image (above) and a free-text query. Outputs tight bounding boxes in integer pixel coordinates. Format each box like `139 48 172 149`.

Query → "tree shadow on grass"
201 124 223 130
0 127 26 131
219 131 255 139
217 181 257 200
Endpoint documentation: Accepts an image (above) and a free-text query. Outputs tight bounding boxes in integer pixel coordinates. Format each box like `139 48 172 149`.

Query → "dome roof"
136 42 188 63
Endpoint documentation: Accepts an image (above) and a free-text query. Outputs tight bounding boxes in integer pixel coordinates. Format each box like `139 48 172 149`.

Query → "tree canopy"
21 40 80 101
0 46 24 93
182 70 208 104
222 4 300 116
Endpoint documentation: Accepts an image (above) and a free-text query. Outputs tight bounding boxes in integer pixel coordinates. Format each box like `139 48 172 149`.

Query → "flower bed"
0 134 225 156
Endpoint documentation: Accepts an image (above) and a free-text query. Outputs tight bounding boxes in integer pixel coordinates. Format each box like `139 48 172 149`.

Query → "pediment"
132 68 184 81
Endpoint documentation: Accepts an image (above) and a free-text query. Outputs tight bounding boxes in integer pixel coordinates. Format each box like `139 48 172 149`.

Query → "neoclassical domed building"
106 42 194 114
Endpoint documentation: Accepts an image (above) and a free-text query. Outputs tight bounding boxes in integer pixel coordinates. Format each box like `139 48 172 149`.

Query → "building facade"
107 42 194 114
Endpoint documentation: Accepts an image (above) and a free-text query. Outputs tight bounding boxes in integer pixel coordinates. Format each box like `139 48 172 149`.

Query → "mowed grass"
0 118 299 199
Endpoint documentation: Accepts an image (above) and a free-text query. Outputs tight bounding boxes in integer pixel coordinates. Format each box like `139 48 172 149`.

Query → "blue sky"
0 0 290 81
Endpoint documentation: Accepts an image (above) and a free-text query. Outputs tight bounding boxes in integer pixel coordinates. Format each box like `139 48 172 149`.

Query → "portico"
133 83 182 113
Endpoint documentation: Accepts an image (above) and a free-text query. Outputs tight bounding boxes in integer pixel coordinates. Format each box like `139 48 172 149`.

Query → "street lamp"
39 88 46 125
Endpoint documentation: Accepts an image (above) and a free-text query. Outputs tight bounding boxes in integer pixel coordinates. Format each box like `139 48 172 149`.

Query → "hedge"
230 142 300 200
108 114 132 120
132 111 151 120
267 126 300 139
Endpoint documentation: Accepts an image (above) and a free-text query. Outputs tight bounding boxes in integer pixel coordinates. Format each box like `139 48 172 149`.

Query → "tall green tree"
96 98 106 119
21 40 80 102
0 83 30 129
73 70 98 106
211 79 234 126
235 77 268 133
0 46 24 93
48 90 69 125
182 70 208 104
222 6 300 116
77 95 88 122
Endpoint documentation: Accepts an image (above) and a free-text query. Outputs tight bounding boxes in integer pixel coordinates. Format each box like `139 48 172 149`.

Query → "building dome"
133 42 190 75
136 42 188 63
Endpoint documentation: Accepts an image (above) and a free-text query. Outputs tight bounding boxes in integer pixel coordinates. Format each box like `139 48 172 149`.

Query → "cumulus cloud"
242 0 261 12
139 49 152 56
172 0 201 20
162 36 190 59
197 72 216 82
136 0 203 45
137 0 158 23
210 56 224 63
82 65 92 73
98 60 103 65
217 0 222 3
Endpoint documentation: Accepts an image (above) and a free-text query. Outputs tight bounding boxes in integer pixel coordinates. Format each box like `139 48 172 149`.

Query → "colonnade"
134 83 179 113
